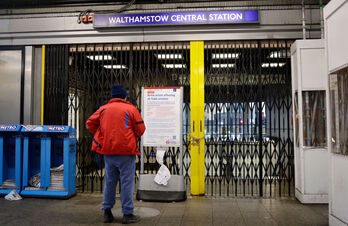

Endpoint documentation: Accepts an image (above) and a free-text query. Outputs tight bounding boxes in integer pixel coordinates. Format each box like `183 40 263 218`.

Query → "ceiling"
0 0 330 10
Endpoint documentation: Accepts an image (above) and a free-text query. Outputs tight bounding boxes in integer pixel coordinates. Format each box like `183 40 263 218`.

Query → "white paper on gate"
154 165 171 186
154 147 171 186
156 148 166 165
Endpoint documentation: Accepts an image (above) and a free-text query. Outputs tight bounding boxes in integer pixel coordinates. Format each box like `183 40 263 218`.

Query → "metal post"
305 92 311 146
0 136 3 185
258 41 263 197
140 87 144 174
41 45 45 125
190 41 205 196
302 0 306 39
22 137 29 188
180 87 184 176
15 135 21 190
320 0 324 39
129 43 133 102
63 45 69 125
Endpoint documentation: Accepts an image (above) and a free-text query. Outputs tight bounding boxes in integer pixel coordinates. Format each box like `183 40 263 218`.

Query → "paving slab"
0 194 328 226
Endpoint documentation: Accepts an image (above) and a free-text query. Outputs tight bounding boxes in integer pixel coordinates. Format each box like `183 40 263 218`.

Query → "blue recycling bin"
0 125 22 195
21 125 76 198
0 124 22 195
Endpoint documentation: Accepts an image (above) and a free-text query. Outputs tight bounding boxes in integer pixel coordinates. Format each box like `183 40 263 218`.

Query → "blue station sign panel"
93 10 259 28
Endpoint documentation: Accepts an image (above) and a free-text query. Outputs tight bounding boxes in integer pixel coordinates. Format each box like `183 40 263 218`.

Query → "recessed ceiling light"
103 65 127 69
212 63 235 68
155 54 183 59
162 64 186 69
268 50 291 58
261 63 286 68
212 53 240 59
87 55 114 61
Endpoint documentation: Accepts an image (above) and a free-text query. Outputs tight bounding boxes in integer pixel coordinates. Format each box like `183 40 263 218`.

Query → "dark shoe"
104 209 114 223
122 214 140 224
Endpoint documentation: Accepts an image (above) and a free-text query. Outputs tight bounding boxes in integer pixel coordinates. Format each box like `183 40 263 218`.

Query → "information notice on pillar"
142 87 182 147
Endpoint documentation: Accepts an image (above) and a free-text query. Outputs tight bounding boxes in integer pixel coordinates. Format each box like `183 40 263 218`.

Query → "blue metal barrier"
21 125 76 198
0 124 22 195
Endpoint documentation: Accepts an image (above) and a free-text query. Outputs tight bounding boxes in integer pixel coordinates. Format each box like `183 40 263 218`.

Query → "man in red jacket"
86 85 145 224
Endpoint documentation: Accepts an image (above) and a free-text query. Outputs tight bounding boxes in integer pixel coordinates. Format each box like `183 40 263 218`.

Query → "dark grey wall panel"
0 50 22 124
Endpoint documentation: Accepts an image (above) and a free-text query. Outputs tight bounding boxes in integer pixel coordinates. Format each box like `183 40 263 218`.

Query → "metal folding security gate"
44 40 293 197
204 40 293 197
44 43 191 193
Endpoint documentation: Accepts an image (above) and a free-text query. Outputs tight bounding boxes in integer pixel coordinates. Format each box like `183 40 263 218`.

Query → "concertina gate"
44 40 294 197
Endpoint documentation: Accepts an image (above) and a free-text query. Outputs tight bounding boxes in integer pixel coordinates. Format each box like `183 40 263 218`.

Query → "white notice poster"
142 87 182 147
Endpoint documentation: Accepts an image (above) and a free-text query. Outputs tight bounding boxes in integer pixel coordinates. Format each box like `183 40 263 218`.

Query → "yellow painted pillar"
41 45 45 125
190 41 205 195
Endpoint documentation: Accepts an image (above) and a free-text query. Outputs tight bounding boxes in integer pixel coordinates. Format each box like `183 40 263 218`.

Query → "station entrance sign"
94 10 259 28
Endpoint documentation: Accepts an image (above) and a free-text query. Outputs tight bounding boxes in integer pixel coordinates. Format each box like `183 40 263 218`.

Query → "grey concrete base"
295 189 328 204
136 174 186 202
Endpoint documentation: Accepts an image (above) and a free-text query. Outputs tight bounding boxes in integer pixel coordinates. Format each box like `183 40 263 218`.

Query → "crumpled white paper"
154 165 171 186
28 164 64 188
4 189 22 201
51 164 64 172
22 125 37 131
154 147 171 186
29 173 41 188
155 148 165 165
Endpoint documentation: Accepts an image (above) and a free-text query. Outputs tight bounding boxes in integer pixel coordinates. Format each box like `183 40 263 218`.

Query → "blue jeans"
102 155 136 215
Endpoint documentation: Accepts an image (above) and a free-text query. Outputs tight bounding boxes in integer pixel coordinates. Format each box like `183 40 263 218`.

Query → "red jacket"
86 98 146 155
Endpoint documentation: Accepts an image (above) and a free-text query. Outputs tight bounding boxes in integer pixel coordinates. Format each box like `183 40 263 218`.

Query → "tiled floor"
0 194 328 226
